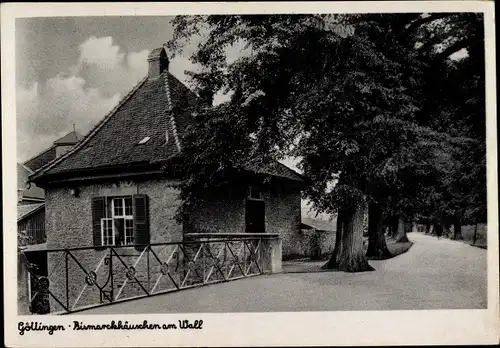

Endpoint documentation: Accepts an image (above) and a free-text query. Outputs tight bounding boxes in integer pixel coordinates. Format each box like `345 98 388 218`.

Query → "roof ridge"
29 76 149 181
164 73 182 153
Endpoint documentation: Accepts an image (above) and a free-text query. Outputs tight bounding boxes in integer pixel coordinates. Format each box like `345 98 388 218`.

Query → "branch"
435 38 471 62
405 13 451 36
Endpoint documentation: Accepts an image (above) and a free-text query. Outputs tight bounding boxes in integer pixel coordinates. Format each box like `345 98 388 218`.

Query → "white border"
2 2 498 347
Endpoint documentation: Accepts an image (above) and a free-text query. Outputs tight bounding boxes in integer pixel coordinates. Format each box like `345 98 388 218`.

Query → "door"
245 200 265 233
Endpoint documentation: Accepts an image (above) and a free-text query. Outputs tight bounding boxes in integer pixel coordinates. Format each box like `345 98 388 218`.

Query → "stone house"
28 47 304 312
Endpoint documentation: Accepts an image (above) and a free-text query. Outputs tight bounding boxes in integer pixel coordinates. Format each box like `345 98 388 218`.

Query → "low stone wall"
284 229 335 260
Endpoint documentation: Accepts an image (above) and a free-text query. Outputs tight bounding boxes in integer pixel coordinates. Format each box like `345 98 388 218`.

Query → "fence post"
17 252 31 315
109 247 114 301
147 246 150 293
65 251 69 310
261 237 282 273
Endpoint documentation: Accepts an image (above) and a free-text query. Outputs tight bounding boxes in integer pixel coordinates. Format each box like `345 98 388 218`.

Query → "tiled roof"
31 48 304 183
17 203 44 221
243 159 305 182
40 72 193 175
301 217 336 231
24 145 57 172
23 130 80 172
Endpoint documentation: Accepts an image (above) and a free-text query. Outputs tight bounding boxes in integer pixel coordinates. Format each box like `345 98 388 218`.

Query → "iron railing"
19 236 271 315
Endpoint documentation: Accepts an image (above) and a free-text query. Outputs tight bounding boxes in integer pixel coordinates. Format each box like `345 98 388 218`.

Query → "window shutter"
132 194 149 251
91 197 106 249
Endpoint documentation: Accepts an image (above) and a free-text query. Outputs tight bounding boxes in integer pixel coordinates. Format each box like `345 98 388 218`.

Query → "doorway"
245 200 265 233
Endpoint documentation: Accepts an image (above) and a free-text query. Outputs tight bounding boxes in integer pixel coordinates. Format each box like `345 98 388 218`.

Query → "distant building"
17 130 81 314
18 203 45 247
17 164 44 205
17 130 81 242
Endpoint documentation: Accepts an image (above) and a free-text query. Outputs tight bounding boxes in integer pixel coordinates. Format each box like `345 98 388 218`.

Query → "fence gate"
20 237 268 314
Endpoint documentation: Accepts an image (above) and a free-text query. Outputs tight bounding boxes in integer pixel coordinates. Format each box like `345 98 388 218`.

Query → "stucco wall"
186 180 302 257
265 183 302 257
44 177 302 312
184 183 247 234
45 178 183 312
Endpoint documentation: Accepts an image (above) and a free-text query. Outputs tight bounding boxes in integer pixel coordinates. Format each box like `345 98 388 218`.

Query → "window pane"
125 235 134 245
113 198 123 216
124 219 134 245
102 219 114 246
114 218 125 245
124 198 133 216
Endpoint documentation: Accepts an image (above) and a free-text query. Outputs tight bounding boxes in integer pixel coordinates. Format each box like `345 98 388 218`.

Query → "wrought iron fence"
20 236 268 314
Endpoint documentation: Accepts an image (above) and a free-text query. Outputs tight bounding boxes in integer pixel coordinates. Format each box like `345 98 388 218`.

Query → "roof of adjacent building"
17 163 45 200
244 158 304 182
301 217 336 232
23 131 81 172
30 47 304 183
53 130 81 145
17 203 44 222
23 146 58 173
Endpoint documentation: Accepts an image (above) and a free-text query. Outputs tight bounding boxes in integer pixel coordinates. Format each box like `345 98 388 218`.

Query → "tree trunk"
425 223 431 234
441 221 451 238
366 201 392 259
451 218 463 240
337 204 374 272
322 210 344 269
395 216 409 243
389 217 398 239
433 223 442 237
472 222 478 244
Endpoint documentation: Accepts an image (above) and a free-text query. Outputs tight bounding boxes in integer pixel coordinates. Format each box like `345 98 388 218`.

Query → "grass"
364 236 414 260
422 223 487 249
386 239 413 257
461 224 487 249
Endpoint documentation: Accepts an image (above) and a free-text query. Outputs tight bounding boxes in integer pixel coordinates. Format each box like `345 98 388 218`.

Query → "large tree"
167 13 486 272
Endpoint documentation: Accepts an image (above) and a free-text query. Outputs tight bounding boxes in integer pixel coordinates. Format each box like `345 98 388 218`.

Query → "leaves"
167 13 486 224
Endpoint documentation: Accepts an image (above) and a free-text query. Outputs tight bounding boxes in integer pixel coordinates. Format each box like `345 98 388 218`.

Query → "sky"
16 16 199 162
15 16 331 219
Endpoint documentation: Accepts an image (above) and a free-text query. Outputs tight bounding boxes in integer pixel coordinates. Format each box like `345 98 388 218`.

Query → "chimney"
198 87 214 108
147 47 169 78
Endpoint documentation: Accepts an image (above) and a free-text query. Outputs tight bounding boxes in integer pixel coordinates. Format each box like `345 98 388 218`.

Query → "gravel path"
79 232 487 314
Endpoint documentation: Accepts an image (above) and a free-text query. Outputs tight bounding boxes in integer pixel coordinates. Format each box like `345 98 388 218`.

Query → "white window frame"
101 218 115 246
112 197 134 245
100 197 135 246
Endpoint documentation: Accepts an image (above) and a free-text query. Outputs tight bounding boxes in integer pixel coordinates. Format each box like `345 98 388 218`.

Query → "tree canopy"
167 13 486 271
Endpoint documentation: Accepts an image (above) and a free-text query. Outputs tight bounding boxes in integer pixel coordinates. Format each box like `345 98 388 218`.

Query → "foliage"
167 13 487 267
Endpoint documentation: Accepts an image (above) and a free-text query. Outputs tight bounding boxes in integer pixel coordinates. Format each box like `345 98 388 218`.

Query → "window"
109 197 134 246
248 186 263 200
101 218 114 245
92 194 149 249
